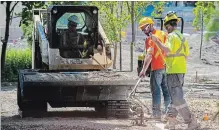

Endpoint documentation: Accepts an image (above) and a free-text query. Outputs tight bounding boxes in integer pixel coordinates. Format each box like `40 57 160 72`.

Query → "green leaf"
193 1 219 41
88 1 164 43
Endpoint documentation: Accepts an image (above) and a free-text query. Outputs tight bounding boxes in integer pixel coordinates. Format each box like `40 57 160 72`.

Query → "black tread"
95 100 130 118
17 78 47 114
106 100 130 118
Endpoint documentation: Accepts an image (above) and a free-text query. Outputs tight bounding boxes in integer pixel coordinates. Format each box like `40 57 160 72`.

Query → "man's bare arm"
151 35 171 54
142 54 152 72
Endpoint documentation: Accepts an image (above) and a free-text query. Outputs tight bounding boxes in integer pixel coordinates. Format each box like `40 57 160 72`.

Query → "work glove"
83 41 88 48
81 50 88 58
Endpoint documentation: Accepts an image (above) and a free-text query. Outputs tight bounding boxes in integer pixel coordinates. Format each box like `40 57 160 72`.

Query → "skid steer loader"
17 5 137 118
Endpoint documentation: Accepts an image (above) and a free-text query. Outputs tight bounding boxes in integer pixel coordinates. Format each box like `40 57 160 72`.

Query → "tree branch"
134 7 145 22
10 1 19 14
126 1 131 14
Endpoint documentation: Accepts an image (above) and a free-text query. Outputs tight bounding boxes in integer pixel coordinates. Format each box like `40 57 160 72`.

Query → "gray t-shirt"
61 30 85 49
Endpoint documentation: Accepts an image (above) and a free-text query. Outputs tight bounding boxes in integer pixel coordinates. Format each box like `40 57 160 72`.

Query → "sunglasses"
141 24 150 32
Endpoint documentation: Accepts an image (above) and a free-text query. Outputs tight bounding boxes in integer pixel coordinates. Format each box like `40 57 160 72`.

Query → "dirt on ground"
1 33 219 130
1 83 219 130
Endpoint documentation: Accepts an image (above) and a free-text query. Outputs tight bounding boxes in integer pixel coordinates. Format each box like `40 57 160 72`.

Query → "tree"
1 1 82 72
18 2 46 46
1 1 19 72
88 1 165 69
204 2 219 41
193 2 218 32
193 2 219 59
19 1 83 46
88 1 128 69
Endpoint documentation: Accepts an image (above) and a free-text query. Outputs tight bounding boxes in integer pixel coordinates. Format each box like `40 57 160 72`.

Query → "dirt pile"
186 33 219 66
23 71 138 82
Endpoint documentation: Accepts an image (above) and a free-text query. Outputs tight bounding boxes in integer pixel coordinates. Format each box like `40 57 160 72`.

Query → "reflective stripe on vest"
154 31 165 59
166 32 186 58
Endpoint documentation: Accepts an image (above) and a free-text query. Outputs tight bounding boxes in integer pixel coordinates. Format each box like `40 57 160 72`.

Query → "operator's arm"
76 33 89 49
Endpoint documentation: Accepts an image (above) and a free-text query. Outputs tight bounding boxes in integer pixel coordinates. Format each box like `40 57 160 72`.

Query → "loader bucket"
17 69 137 118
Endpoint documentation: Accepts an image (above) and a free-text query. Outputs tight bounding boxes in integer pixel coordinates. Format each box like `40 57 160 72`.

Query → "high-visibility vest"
147 30 167 70
153 30 166 63
165 30 189 74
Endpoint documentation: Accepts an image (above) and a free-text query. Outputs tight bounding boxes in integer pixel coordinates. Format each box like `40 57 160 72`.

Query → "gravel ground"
1 33 219 129
1 85 219 130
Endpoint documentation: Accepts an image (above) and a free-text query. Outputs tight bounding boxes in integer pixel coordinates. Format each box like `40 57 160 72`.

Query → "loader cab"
56 13 86 34
47 5 99 58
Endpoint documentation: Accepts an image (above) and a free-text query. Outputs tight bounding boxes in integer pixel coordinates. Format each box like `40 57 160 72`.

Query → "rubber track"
107 100 130 118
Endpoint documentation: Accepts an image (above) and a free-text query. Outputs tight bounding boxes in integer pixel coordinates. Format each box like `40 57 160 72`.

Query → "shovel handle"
129 78 142 98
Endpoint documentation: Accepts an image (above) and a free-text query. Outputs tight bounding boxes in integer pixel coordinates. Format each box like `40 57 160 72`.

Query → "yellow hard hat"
139 17 154 29
164 11 180 25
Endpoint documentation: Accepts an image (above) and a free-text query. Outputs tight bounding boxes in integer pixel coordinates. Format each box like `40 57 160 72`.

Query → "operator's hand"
97 45 103 52
139 69 146 78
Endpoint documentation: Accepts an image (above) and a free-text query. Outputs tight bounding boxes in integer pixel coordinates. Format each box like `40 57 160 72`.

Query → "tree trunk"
113 42 117 69
119 2 123 71
1 2 11 72
200 10 203 59
130 1 135 72
112 4 117 69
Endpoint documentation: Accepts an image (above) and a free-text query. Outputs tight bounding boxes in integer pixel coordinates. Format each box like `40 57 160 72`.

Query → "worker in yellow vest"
138 17 170 121
151 11 200 130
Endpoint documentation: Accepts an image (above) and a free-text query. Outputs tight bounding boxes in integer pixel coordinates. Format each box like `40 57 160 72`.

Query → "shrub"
2 48 32 81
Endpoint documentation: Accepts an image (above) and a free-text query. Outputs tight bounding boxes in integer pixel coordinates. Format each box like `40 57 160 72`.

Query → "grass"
2 48 32 81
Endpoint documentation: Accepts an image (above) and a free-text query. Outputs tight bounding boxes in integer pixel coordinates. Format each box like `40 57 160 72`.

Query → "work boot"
164 117 177 130
187 116 200 130
162 115 168 123
150 115 161 121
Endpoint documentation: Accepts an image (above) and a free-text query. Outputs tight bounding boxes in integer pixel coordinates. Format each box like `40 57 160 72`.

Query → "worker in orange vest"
138 17 170 120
